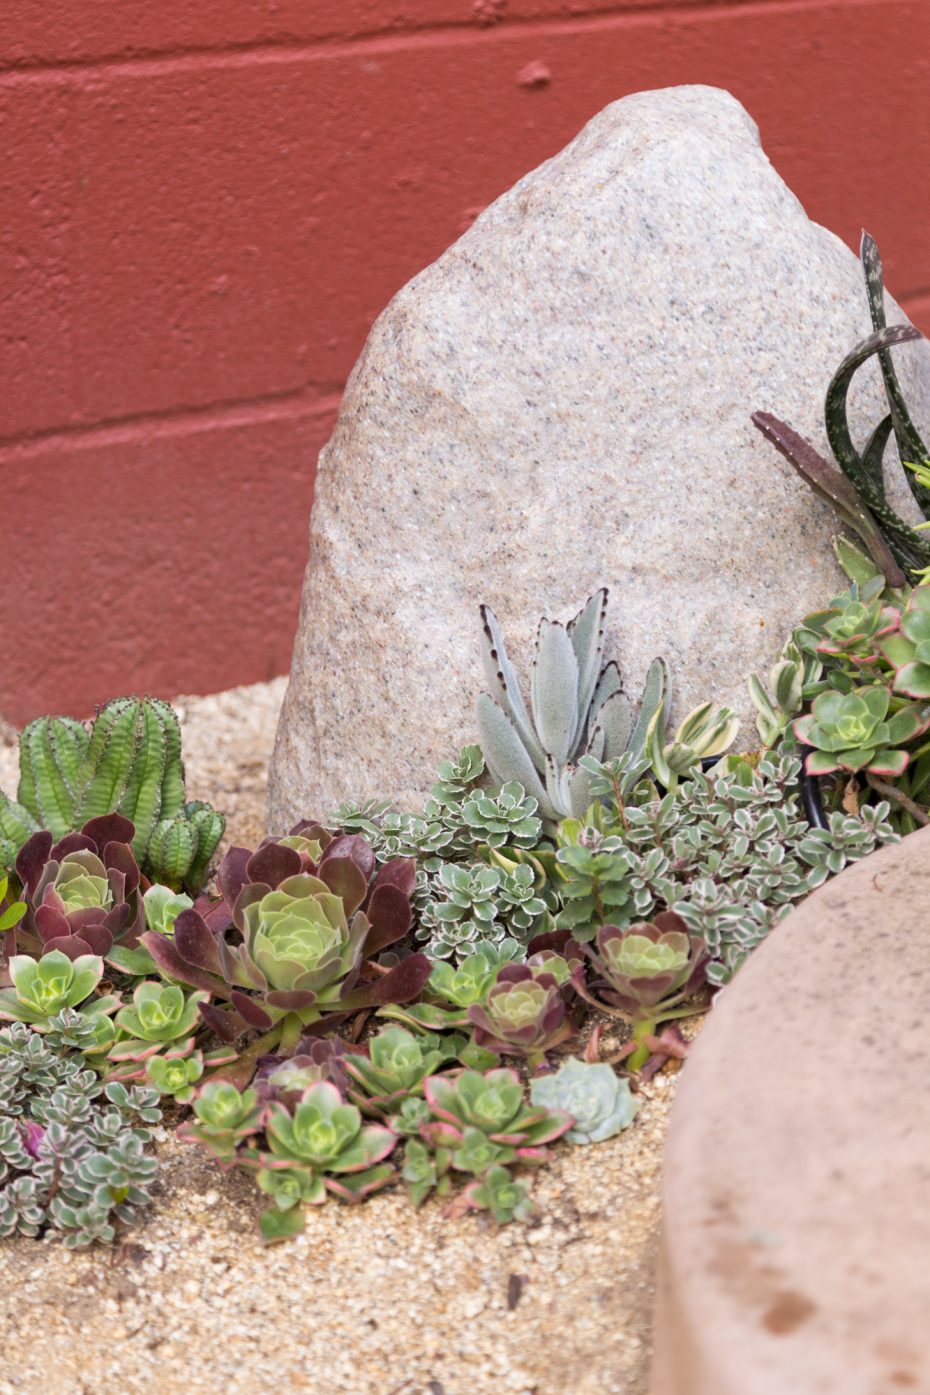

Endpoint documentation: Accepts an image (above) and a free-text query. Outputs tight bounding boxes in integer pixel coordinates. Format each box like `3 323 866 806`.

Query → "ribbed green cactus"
0 698 225 892
147 803 225 892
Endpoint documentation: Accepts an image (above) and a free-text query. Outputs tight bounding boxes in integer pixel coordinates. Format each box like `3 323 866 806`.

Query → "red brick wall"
2 0 929 722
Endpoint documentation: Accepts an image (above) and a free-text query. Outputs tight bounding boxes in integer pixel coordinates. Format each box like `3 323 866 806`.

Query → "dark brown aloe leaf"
825 322 922 493
860 415 893 502
363 884 414 955
15 832 54 896
245 842 302 890
751 411 907 587
822 324 930 570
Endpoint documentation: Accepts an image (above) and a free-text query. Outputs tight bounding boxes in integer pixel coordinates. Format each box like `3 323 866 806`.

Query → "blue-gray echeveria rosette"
529 1056 640 1144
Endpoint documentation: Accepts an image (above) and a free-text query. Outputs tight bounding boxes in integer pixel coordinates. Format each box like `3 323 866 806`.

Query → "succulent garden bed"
2 236 930 1395
0 683 678 1395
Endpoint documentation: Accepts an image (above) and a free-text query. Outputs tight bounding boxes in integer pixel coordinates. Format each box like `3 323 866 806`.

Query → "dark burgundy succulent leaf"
231 882 271 934
173 908 226 975
216 847 252 912
41 933 100 960
651 909 690 936
103 903 132 938
320 834 377 883
141 929 228 997
217 932 265 992
105 840 141 892
339 952 432 1010
82 812 136 850
494 964 535 987
245 842 303 890
229 989 275 1031
15 832 54 897
370 858 417 899
363 884 414 955
265 989 318 1012
79 924 115 956
288 819 329 839
49 833 96 861
527 927 576 958
198 1001 247 1043
318 855 369 917
35 904 71 944
194 894 234 934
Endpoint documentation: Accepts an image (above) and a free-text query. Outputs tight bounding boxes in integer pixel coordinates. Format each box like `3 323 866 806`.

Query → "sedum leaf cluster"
0 1022 160 1246
557 755 896 984
333 748 549 961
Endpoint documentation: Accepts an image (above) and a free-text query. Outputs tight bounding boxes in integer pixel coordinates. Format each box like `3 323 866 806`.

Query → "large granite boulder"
269 84 930 828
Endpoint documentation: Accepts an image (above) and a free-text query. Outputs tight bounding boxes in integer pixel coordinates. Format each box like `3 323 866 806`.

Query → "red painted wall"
2 0 929 723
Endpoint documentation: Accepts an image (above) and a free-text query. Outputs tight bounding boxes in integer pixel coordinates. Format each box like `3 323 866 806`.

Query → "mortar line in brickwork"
0 0 895 84
0 387 343 461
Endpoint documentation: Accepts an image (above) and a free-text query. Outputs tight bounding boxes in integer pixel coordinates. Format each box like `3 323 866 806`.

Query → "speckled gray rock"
269 84 930 827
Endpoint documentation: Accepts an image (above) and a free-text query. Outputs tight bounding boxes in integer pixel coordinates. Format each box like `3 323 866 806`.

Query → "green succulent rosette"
880 589 930 698
51 851 113 913
241 874 363 997
794 686 929 777
0 951 119 1029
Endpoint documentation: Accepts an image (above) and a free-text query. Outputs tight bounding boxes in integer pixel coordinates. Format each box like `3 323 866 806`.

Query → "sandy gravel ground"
0 681 677 1395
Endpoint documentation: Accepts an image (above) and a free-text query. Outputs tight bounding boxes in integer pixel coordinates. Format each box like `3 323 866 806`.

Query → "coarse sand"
0 680 682 1395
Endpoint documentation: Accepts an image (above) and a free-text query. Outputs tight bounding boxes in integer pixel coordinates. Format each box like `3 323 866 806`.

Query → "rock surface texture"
269 84 930 826
651 826 930 1395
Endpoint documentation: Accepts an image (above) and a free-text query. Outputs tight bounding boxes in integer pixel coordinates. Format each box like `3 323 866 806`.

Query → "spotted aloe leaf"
752 411 907 586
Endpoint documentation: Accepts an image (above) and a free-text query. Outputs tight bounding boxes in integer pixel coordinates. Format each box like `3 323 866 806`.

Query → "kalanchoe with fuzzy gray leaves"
476 589 738 822
0 1022 160 1245
476 589 660 823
